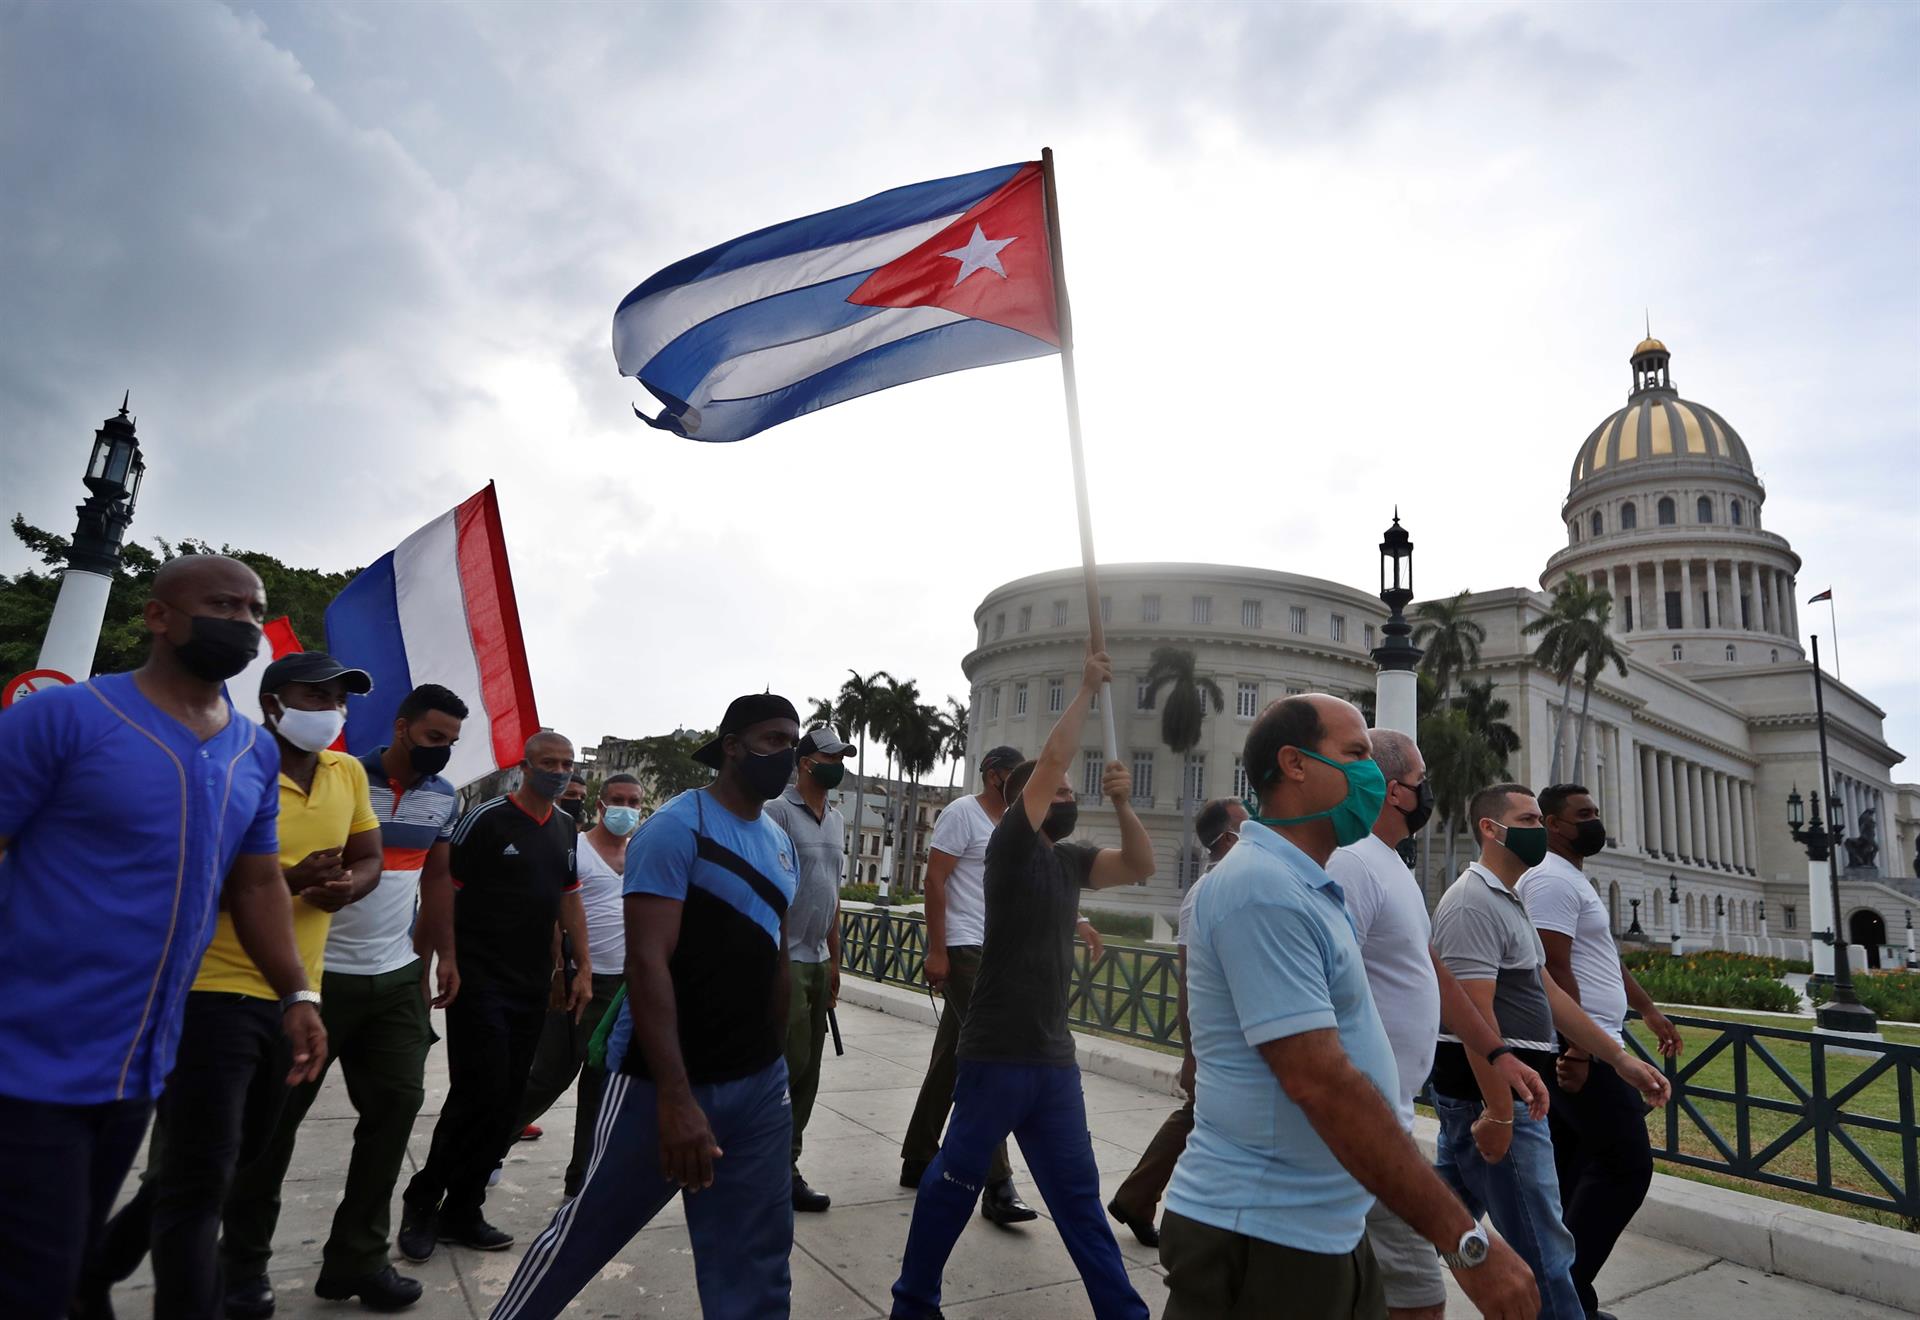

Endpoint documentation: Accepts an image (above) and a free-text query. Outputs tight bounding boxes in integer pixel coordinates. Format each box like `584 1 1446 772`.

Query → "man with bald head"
402 731 589 1260
1165 695 1539 1320
0 555 324 1318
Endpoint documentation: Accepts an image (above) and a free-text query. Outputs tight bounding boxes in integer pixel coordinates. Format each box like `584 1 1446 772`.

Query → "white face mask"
270 700 345 752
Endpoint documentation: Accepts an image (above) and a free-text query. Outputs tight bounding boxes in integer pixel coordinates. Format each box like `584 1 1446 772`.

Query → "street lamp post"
36 396 146 681
1905 909 1916 971
1714 892 1727 949
1757 898 1769 947
1370 511 1422 737
1627 898 1644 938
1668 873 1682 957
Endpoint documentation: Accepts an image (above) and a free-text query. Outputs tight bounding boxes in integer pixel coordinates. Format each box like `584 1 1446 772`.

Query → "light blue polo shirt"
1165 820 1399 1254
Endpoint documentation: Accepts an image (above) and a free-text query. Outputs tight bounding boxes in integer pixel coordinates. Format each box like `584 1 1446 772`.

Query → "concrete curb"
837 977 1920 1312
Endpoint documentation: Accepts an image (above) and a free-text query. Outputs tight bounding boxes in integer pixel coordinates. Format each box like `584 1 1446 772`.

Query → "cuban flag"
616 161 1061 443
324 483 540 789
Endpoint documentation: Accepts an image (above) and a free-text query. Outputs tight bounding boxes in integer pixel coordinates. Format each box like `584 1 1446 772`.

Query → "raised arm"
1020 649 1111 829
1089 759 1154 888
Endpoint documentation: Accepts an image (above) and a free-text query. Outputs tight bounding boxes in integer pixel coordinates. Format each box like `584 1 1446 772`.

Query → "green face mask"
807 760 846 790
1498 823 1550 868
1250 749 1388 848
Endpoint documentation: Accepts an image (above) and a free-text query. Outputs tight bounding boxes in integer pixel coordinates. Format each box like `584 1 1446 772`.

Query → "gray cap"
798 727 857 758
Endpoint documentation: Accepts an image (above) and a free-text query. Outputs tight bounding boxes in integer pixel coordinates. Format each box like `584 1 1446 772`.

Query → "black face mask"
1399 779 1435 835
400 729 453 778
170 613 262 683
1571 818 1608 857
738 746 797 802
1042 801 1079 841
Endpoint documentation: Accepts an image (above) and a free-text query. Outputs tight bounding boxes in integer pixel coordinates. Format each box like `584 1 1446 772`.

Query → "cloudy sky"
3 0 1916 774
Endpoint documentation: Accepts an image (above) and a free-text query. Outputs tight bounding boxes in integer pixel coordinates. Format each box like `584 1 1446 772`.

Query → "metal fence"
837 913 1920 1220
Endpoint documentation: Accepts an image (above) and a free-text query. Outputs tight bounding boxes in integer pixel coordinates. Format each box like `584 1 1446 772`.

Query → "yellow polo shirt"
192 748 380 999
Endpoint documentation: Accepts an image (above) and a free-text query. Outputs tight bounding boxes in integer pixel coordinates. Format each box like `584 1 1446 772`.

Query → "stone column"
1659 752 1678 857
1655 560 1669 630
1756 566 1771 632
1717 772 1735 867
1788 578 1800 637
1741 781 1759 873
1732 562 1747 630
1772 570 1787 638
1729 778 1746 872
1701 767 1721 866
1705 559 1720 630
1679 761 1698 861
1630 562 1642 633
1641 746 1660 854
1681 560 1696 630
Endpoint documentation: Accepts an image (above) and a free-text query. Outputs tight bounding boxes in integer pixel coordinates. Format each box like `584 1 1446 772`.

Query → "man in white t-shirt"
899 745 1037 1225
1105 796 1246 1248
1520 782 1684 1320
516 772 645 1199
1326 730 1553 1320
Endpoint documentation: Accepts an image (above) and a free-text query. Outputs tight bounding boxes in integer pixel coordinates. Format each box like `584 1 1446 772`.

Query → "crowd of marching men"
1 553 1680 1320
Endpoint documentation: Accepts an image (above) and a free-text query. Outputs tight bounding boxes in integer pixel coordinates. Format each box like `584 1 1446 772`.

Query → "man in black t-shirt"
891 651 1157 1320
401 732 590 1260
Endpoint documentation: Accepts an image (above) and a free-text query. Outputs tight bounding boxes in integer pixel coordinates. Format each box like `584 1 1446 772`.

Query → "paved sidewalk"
105 1001 1914 1317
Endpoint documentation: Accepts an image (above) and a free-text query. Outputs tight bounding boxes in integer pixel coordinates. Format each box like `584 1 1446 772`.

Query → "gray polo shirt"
1429 861 1556 1098
764 787 846 964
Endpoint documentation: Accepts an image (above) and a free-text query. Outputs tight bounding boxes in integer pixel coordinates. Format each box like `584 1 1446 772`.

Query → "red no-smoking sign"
2 668 74 709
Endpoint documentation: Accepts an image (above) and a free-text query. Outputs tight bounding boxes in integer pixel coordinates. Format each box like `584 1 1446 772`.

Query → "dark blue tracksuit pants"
489 1059 792 1320
893 1060 1147 1320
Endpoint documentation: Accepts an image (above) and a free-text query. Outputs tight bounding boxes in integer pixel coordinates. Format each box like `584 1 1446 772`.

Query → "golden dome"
1634 336 1668 355
1570 396 1751 485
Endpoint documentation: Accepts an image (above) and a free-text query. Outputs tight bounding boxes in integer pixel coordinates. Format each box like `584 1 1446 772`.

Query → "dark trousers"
223 962 433 1282
94 992 288 1319
784 959 831 1171
489 1061 794 1320
1548 1057 1656 1315
1159 1210 1384 1320
0 1093 151 1320
893 1061 1147 1320
515 973 624 1197
1109 1094 1193 1226
406 978 545 1223
900 945 1011 1183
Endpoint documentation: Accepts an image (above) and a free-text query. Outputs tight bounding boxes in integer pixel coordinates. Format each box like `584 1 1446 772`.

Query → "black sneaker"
899 1158 929 1189
792 1173 831 1213
314 1265 424 1312
980 1177 1038 1226
396 1200 438 1264
438 1216 514 1251
223 1275 276 1320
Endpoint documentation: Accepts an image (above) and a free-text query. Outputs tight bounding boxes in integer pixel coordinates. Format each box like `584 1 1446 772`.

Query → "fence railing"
837 914 1920 1220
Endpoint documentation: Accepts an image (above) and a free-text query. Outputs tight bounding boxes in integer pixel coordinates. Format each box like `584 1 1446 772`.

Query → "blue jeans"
892 1061 1147 1320
489 1059 793 1320
1433 1093 1584 1320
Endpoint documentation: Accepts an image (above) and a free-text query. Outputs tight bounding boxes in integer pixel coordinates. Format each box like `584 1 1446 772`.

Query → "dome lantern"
1631 336 1672 396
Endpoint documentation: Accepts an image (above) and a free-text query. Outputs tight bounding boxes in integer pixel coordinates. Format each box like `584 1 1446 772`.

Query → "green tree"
1412 591 1486 700
1419 704 1505 894
1523 574 1623 782
834 668 893 880
626 730 714 807
888 701 946 897
1144 646 1225 886
941 695 969 790
804 695 837 730
1453 676 1520 769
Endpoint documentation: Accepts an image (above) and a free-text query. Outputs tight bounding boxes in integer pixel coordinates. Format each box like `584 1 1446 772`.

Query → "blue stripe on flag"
639 272 884 400
658 319 1055 443
324 550 414 757
616 163 1023 312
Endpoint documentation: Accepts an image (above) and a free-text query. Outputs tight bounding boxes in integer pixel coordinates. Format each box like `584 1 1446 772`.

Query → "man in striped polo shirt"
222 683 469 1314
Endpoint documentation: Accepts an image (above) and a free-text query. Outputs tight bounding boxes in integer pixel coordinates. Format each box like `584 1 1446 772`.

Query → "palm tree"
941 696 969 790
889 701 945 896
1523 575 1622 782
1419 705 1504 897
804 695 837 730
1413 592 1486 700
1144 646 1225 887
835 669 893 882
1453 677 1520 770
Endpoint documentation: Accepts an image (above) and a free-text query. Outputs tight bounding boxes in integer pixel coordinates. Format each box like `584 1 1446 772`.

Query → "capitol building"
961 338 1919 961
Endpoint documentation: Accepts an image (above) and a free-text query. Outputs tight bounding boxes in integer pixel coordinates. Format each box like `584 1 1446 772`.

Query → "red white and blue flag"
615 161 1060 442
325 483 540 788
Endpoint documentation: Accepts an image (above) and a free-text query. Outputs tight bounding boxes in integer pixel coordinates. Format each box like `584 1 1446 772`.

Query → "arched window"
1770 648 1779 663
1725 645 1737 661
1620 502 1638 530
1672 643 1684 661
1658 497 1676 525
1696 495 1713 523
1590 510 1604 537
1730 498 1743 525
1686 894 1697 929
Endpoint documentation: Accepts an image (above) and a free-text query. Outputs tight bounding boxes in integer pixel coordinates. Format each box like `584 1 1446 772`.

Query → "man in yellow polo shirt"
87 652 382 1320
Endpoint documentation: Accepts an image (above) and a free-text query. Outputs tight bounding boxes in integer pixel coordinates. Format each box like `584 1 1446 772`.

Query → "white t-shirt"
1324 832 1440 1127
577 835 627 973
1176 866 1212 946
927 794 994 948
1519 852 1627 1040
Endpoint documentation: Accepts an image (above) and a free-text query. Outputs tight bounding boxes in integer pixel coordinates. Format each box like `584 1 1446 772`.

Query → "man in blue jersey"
486 694 801 1320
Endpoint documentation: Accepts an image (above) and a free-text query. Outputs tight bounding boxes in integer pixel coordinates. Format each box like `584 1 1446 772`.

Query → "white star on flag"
940 224 1016 287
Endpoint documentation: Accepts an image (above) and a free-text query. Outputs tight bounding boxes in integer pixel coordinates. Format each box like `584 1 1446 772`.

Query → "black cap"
260 650 373 697
693 693 800 768
798 727 857 758
979 744 1023 772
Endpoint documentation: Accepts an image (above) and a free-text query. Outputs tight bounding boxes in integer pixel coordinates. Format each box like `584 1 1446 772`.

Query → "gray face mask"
524 767 571 799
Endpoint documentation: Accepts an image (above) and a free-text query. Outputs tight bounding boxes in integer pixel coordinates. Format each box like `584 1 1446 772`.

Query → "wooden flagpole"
1040 146 1119 762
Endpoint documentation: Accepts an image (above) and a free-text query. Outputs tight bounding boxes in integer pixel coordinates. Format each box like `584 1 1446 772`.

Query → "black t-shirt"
449 794 579 995
958 805 1099 1066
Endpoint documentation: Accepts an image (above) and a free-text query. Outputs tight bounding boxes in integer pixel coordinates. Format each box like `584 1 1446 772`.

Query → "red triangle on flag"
847 162 1060 346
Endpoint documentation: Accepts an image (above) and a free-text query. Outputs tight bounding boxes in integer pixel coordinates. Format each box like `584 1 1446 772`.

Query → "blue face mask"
1249 748 1389 848
601 805 642 837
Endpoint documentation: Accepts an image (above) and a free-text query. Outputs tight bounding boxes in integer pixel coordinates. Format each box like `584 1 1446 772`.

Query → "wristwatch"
1439 1223 1490 1270
280 989 323 1013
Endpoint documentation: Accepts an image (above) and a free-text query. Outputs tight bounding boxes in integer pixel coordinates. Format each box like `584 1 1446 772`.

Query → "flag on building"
1807 587 1833 603
614 161 1060 443
325 483 540 788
